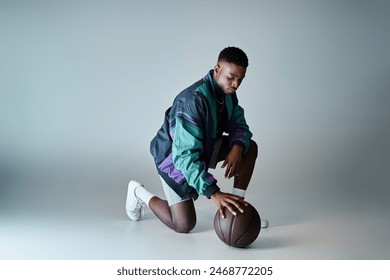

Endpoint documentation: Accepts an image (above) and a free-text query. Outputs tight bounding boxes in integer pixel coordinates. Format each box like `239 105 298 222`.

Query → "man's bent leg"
147 176 196 233
149 198 196 233
216 139 258 191
234 139 258 190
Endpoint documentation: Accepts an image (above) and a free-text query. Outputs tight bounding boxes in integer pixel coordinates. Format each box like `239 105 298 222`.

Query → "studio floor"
1 158 389 260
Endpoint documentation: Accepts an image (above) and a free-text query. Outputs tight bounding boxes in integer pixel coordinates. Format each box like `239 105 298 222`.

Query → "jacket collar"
205 70 225 99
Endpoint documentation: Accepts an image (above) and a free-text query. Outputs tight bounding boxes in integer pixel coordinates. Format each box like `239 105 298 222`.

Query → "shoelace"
130 199 143 213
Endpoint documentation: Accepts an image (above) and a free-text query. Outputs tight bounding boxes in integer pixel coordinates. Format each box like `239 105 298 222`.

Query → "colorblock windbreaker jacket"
150 70 253 200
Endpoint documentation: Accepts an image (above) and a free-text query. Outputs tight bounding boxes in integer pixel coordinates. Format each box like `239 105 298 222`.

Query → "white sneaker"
261 219 269 228
126 180 145 221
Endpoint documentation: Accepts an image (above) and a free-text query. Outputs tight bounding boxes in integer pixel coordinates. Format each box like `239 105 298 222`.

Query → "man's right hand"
210 190 248 219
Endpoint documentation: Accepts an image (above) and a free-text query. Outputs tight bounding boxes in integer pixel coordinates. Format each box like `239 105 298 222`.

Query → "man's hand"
221 144 243 178
210 190 248 219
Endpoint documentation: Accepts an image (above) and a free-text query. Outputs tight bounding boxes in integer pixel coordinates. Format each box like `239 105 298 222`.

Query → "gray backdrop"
1 0 389 259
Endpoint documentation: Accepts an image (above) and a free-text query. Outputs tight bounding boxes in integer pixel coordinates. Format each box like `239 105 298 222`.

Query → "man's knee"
174 220 196 234
170 200 196 233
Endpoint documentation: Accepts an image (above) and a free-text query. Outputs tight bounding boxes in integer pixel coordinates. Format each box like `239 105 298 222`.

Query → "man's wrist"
205 184 220 199
232 143 244 152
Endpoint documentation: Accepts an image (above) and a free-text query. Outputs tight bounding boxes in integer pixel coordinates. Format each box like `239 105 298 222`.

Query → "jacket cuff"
204 183 220 199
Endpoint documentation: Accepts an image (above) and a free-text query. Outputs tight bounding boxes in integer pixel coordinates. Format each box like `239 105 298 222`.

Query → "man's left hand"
221 144 243 178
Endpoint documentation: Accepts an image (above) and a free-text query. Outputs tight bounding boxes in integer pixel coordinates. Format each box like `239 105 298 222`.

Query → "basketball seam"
236 211 255 247
229 214 236 246
217 216 226 243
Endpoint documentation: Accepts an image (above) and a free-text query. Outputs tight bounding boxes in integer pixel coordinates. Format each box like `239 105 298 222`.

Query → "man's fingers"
224 167 229 178
224 167 236 178
223 162 238 178
223 204 238 216
228 168 236 178
215 192 249 220
223 197 245 214
219 208 225 219
224 163 231 178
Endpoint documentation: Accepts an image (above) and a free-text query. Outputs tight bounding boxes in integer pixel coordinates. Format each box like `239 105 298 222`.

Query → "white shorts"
160 176 192 206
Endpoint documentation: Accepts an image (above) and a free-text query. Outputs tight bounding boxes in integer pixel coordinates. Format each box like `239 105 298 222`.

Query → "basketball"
213 202 261 248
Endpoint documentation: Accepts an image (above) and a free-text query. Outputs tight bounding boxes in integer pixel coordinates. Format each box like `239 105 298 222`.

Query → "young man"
126 46 268 233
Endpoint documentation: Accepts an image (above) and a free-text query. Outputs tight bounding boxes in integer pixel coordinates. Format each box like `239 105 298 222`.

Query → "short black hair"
218 46 249 67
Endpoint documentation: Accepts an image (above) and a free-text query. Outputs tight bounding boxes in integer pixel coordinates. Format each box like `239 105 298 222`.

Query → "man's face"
213 61 246 95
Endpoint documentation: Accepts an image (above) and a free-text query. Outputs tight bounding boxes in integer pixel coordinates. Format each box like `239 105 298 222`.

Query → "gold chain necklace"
216 97 224 105
217 99 224 113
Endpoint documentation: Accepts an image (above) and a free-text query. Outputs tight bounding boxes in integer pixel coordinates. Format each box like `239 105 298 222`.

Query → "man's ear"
214 64 220 73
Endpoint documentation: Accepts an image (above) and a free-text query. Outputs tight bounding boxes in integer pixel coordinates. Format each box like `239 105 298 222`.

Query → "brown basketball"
213 202 261 248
